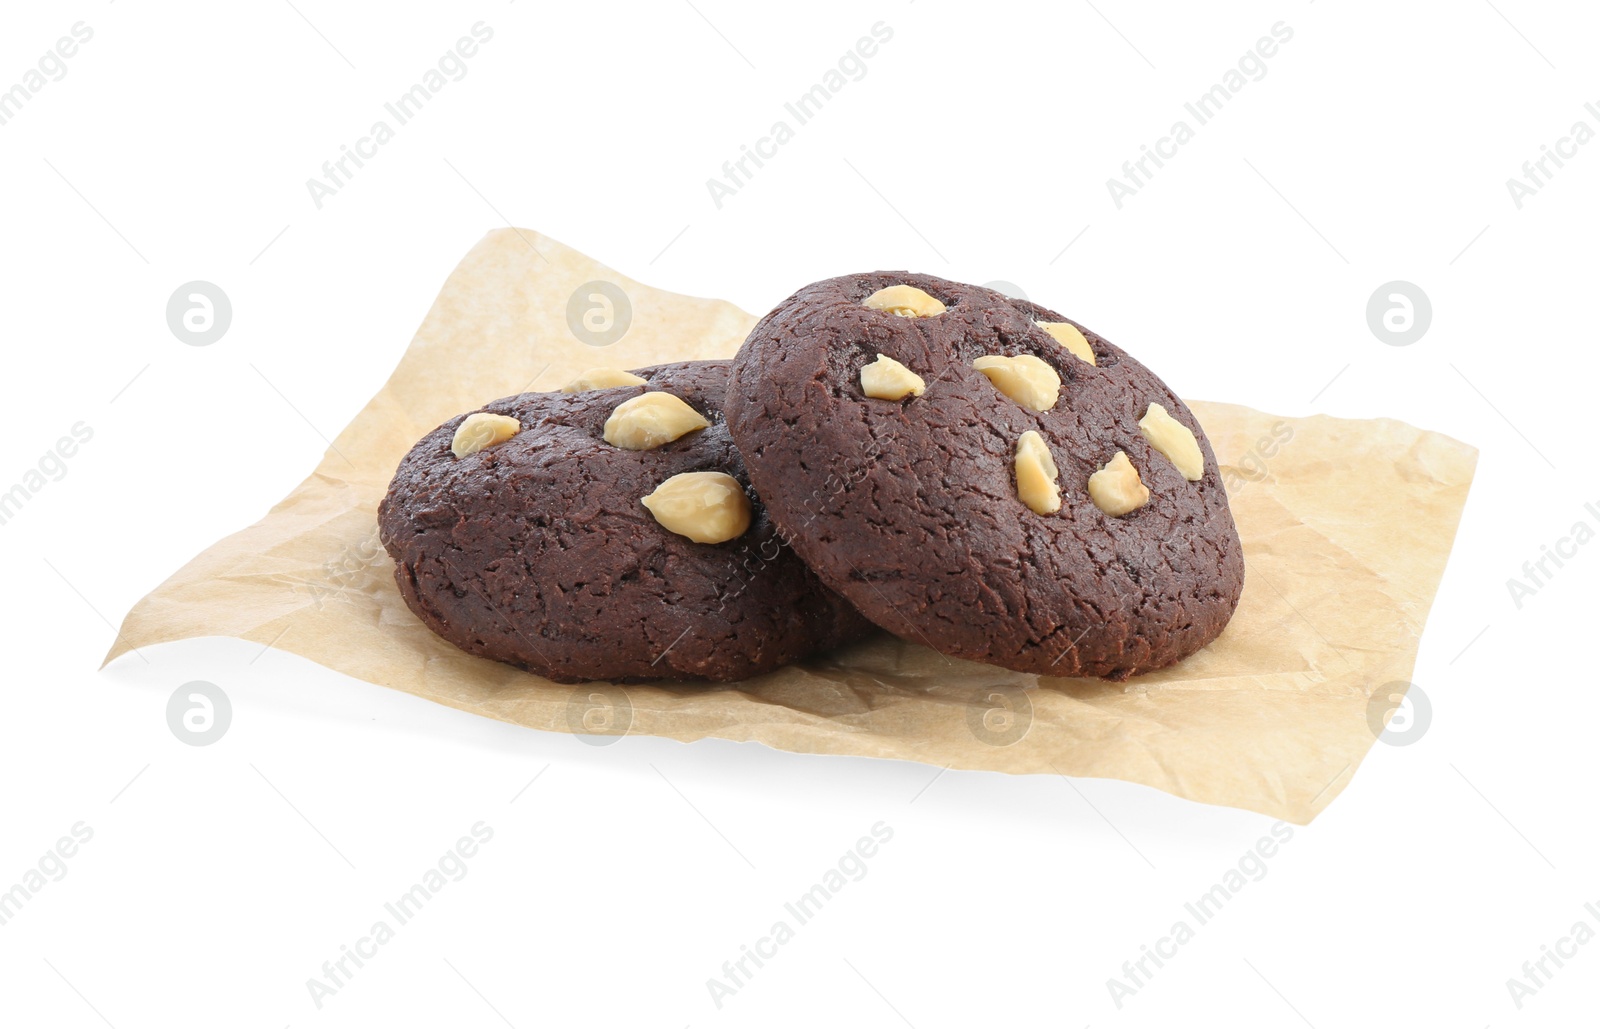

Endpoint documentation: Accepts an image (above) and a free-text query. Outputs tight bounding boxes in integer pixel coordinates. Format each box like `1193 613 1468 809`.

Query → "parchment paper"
104 229 1477 823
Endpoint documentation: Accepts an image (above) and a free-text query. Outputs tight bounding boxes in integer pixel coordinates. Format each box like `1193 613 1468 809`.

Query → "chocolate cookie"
725 273 1244 679
379 361 870 683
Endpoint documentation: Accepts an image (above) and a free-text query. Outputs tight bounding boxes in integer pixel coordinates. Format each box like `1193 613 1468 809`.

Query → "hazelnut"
641 471 752 544
603 392 710 450
1088 451 1150 516
562 367 648 393
863 284 946 318
1138 403 1204 480
1036 322 1097 366
860 354 926 401
973 354 1061 412
451 412 521 459
1014 431 1061 515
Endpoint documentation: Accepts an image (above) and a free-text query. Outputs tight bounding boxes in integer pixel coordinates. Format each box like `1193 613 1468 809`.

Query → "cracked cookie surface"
379 361 870 683
725 273 1244 679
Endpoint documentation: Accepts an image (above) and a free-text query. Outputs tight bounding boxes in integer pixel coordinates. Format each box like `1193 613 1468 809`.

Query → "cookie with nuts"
725 273 1244 679
378 361 870 683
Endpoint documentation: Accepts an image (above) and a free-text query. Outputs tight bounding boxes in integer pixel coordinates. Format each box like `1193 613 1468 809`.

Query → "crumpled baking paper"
104 228 1477 823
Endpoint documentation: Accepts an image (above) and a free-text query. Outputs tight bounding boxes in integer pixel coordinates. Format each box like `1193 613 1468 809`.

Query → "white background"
1 1 1596 1026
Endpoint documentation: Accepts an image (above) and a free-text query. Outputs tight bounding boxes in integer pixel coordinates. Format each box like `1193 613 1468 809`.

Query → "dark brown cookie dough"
378 361 870 683
725 273 1244 679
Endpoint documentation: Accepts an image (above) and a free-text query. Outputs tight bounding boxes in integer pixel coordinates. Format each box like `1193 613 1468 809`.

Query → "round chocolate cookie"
725 273 1245 679
379 361 870 683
